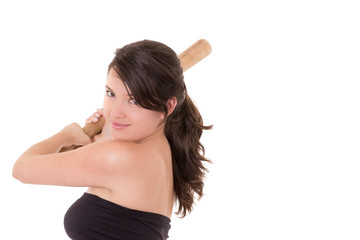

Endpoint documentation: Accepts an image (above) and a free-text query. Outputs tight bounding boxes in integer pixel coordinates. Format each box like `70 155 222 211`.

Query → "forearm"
22 130 72 156
13 130 72 182
13 123 90 183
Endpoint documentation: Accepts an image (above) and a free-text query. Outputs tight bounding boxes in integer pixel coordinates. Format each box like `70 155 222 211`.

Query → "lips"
111 121 131 130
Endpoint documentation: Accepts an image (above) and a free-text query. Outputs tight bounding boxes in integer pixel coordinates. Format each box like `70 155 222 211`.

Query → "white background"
1 0 360 239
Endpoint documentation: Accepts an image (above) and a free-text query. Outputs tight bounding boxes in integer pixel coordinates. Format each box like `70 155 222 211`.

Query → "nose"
110 102 126 119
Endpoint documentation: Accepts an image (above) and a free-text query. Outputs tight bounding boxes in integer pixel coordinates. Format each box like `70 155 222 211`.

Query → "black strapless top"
64 193 171 240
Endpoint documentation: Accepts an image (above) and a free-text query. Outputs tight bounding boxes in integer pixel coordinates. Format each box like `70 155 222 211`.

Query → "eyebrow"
105 85 114 92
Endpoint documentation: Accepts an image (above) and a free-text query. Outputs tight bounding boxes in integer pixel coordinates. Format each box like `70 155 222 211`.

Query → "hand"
86 109 103 124
85 109 111 142
62 122 91 147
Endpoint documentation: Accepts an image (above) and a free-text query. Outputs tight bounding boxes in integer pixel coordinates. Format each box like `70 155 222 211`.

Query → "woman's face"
103 68 165 143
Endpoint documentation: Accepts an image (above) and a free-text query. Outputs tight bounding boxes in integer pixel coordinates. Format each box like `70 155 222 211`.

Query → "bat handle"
82 117 106 137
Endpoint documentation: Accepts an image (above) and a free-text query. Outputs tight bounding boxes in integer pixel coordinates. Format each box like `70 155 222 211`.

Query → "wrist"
58 128 76 147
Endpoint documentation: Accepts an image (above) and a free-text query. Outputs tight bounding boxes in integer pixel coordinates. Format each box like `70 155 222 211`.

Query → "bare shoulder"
89 138 173 215
89 139 168 178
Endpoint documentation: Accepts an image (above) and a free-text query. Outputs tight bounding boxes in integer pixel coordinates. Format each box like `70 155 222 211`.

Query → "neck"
138 124 166 144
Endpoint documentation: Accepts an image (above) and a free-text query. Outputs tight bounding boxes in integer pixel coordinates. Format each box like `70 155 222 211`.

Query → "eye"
106 90 115 98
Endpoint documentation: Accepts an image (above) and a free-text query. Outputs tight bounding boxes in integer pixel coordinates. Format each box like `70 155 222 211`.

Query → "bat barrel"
179 39 212 72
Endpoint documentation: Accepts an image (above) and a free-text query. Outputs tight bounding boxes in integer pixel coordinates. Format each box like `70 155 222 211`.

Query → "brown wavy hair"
108 40 212 217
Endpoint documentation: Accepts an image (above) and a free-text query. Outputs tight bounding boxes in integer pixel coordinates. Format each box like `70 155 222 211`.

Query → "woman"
13 40 212 240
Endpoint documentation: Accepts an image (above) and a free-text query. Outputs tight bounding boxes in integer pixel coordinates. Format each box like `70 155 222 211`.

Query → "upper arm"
13 140 142 188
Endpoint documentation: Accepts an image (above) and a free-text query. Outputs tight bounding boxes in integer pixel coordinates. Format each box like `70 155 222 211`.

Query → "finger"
90 116 99 123
86 109 103 124
86 117 97 124
97 108 104 115
86 117 95 124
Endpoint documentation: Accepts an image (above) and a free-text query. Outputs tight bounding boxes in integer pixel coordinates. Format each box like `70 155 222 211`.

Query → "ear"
167 97 178 116
160 97 178 120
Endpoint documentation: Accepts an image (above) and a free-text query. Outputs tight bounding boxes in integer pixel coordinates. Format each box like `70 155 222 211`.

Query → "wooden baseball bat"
60 39 211 152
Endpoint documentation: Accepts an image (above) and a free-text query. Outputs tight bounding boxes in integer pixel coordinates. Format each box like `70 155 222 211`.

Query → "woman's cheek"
102 99 111 119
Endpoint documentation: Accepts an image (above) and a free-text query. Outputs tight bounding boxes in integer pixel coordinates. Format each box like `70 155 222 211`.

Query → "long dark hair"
108 40 212 217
